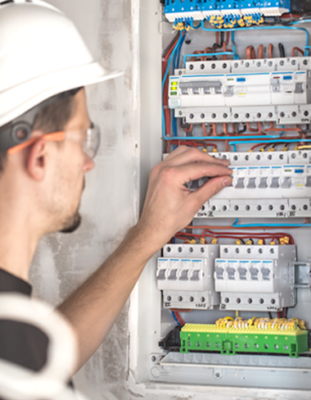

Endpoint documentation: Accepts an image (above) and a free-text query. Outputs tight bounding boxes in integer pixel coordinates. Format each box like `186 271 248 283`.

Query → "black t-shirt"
0 268 49 399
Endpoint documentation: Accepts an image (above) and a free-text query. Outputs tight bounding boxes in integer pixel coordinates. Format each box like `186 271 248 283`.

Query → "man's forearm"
58 224 156 372
58 147 232 373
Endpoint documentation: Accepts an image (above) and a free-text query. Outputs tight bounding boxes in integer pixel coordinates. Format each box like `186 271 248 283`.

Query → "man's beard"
59 178 84 233
60 211 82 233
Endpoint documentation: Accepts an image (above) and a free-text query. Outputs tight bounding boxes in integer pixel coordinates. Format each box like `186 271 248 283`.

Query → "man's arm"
58 146 232 372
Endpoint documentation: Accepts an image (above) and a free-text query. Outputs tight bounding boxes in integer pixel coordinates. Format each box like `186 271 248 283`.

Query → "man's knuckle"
189 197 202 211
161 166 176 181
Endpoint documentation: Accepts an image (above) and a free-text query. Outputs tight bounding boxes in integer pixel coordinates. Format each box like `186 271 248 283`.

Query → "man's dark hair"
0 152 6 175
32 92 78 134
0 88 80 175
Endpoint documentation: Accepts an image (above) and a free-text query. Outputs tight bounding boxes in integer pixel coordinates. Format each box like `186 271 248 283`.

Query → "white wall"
29 1 140 399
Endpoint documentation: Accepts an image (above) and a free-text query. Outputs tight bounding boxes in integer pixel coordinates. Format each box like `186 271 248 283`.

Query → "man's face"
45 89 95 234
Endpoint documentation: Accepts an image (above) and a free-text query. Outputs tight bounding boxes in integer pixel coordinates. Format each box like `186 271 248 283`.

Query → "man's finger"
164 147 229 168
164 146 229 168
163 145 189 161
171 162 232 185
187 176 233 211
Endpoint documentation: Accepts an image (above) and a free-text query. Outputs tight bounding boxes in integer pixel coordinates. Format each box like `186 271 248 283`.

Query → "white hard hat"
0 0 121 128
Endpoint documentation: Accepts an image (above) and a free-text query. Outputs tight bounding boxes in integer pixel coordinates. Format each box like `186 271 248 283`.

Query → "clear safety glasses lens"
83 123 100 159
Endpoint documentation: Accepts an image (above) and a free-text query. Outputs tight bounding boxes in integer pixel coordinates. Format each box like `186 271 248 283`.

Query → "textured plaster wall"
29 0 139 399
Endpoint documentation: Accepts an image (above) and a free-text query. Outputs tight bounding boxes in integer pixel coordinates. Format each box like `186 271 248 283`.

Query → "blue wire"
191 20 310 57
233 218 311 228
191 17 201 29
176 33 186 69
162 32 184 137
171 311 181 326
172 35 187 139
289 19 311 26
183 52 239 67
231 31 237 59
173 33 184 70
229 138 311 152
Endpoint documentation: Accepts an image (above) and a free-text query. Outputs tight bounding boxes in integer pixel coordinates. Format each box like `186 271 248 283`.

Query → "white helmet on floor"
0 0 121 128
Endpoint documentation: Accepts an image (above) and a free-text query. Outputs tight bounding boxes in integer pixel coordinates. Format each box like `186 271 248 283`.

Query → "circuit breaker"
169 58 311 124
215 244 296 311
157 244 219 310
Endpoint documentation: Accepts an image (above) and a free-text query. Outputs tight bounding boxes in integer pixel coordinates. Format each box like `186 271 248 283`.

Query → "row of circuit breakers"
163 0 292 21
164 150 311 218
157 244 297 311
169 57 311 125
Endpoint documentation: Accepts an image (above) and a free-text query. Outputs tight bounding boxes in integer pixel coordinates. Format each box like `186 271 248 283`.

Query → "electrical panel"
164 0 291 23
169 59 311 125
130 1 311 396
215 245 296 311
157 244 219 310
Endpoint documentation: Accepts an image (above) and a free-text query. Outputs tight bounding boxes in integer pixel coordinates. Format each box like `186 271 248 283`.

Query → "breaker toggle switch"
259 177 268 189
168 270 178 280
247 178 256 189
236 178 245 189
180 270 189 281
157 269 166 280
281 177 292 188
270 177 280 188
190 270 201 281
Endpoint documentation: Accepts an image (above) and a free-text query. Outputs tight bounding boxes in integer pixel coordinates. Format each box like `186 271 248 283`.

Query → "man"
0 0 232 385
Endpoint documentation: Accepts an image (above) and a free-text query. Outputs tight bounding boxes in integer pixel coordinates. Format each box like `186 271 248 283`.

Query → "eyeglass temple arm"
7 131 66 155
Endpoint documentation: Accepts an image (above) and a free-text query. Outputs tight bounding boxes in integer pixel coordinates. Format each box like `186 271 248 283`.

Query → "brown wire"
258 44 264 59
202 123 211 136
292 47 304 57
246 45 256 59
185 225 302 231
268 44 274 58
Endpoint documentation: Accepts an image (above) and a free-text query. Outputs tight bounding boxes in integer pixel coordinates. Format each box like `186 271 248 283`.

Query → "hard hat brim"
0 62 122 127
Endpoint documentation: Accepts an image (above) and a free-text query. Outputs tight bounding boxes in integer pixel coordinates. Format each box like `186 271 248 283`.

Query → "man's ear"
27 138 47 182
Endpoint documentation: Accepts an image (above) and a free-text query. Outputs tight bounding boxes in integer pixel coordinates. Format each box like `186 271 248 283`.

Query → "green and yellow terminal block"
180 317 309 358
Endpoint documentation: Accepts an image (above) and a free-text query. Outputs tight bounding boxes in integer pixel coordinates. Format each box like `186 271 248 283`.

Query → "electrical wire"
171 311 181 326
292 46 304 57
229 138 311 152
185 224 303 231
193 20 310 57
175 229 295 244
184 51 237 67
162 32 184 138
279 43 285 57
233 218 311 228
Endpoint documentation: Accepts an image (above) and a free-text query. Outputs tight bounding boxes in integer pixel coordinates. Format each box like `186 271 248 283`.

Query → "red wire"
174 311 185 326
292 47 304 57
162 34 181 138
167 140 218 151
175 232 294 245
281 13 301 19
176 229 295 245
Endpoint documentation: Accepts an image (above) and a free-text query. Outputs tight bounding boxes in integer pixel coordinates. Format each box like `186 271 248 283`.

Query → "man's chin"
59 212 82 234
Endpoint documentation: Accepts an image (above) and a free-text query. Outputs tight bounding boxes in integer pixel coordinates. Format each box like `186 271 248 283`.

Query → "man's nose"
83 154 95 173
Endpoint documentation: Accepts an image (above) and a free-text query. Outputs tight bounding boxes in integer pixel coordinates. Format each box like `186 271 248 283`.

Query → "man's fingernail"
223 177 232 187
221 159 230 165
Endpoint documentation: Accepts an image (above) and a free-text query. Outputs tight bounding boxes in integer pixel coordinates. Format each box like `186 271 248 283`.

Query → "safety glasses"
7 123 100 159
